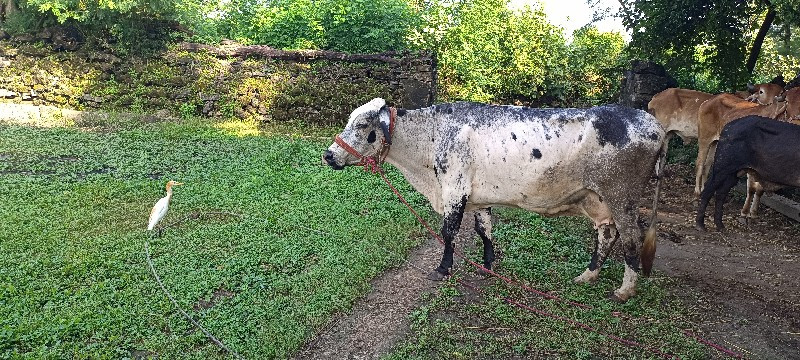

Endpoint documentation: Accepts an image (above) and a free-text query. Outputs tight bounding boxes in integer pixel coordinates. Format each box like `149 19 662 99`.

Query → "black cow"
696 115 800 231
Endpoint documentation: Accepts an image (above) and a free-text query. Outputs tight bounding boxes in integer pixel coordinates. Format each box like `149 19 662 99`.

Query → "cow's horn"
747 82 755 93
777 93 786 102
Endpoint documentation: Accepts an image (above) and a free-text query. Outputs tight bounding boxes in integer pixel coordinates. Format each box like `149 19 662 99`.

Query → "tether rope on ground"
145 212 246 360
362 158 744 359
146 206 741 359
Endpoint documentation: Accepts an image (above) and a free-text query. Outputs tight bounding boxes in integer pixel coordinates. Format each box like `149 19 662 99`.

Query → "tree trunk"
746 6 777 74
1 0 19 24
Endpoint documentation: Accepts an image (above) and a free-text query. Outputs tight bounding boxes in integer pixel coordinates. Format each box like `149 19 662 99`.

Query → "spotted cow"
324 98 666 302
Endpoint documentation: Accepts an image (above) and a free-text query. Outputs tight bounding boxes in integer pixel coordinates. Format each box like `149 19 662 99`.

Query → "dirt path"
650 163 800 359
292 215 478 360
294 163 800 359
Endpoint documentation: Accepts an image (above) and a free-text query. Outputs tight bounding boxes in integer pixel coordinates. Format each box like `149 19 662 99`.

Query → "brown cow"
693 85 786 197
745 83 784 105
648 88 713 144
739 87 800 222
648 83 780 147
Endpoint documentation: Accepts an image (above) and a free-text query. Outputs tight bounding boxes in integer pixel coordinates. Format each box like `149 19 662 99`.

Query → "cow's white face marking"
326 98 390 167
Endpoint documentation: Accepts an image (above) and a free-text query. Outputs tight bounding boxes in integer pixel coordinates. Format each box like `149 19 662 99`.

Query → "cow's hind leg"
713 176 739 231
474 208 495 275
429 195 468 281
694 139 713 197
574 224 619 284
609 210 642 302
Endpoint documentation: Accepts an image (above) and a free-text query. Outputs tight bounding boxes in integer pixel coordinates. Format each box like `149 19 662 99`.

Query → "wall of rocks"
0 40 436 126
618 60 677 110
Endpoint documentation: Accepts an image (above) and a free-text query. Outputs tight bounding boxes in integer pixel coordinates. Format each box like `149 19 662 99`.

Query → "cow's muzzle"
323 150 344 170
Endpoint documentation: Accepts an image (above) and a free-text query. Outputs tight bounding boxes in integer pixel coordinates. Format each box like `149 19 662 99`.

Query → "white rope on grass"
145 212 245 360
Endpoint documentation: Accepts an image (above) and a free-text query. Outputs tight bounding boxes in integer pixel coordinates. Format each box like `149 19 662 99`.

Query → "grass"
0 115 430 359
1 110 714 359
386 210 711 359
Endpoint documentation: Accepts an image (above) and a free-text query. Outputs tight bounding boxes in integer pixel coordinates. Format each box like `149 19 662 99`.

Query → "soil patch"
648 163 800 359
292 215 479 360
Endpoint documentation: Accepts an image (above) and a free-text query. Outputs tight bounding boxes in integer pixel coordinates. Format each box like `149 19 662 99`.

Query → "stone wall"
0 41 436 126
618 60 677 110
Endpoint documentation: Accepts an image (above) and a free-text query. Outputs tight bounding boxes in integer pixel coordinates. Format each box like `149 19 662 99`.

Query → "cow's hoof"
737 216 748 225
695 223 706 232
573 270 599 284
427 270 448 281
608 290 631 303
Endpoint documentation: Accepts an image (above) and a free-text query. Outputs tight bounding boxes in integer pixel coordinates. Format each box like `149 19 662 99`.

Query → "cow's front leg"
575 224 618 284
428 195 468 281
474 208 494 275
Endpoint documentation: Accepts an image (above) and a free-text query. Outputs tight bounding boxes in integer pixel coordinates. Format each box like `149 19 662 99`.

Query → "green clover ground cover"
387 211 710 359
0 118 429 359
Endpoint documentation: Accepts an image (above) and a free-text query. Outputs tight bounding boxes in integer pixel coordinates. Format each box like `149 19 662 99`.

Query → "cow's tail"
642 139 668 277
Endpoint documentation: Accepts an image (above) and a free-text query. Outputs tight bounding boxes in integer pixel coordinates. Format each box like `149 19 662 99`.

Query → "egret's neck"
165 186 173 197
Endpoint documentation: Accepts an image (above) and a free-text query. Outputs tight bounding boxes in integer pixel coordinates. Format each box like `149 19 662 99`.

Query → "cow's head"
778 87 800 121
323 98 392 170
746 82 784 105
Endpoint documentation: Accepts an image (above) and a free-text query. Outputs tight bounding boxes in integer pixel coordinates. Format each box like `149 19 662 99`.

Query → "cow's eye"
356 124 368 129
367 130 376 143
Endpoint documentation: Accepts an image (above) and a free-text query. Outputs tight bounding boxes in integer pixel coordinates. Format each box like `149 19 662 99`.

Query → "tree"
619 0 800 90
0 0 19 25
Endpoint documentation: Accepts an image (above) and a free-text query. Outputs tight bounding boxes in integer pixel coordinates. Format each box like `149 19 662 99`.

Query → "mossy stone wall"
0 41 436 126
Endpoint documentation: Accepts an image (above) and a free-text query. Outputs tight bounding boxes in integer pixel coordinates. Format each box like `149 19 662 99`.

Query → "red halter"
334 107 396 170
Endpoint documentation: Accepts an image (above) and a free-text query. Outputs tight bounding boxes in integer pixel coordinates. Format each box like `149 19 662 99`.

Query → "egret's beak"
174 182 185 186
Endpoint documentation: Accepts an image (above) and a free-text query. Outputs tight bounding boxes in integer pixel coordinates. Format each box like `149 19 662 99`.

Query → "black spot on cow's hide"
397 108 407 116
649 132 659 140
592 106 632 147
531 149 542 159
545 133 552 141
447 107 453 114
436 157 448 174
578 134 583 142
511 132 517 140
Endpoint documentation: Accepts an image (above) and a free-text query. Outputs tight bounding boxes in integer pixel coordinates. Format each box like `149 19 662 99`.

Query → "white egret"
147 180 184 232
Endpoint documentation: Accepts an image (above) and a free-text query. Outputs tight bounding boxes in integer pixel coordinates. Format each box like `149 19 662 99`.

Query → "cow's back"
648 88 713 139
426 103 663 210
717 116 800 185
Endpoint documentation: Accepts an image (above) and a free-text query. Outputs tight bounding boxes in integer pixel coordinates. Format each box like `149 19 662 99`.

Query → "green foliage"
219 0 419 53
558 27 627 106
433 0 566 102
0 115 430 358
426 0 625 106
620 0 800 91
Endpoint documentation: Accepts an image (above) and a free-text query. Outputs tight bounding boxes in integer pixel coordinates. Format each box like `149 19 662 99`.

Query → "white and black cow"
696 115 800 231
324 98 666 301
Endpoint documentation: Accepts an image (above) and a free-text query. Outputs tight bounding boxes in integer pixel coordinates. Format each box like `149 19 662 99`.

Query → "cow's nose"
323 150 335 164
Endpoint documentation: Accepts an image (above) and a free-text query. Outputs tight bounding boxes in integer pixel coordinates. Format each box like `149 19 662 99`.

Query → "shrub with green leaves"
219 0 419 53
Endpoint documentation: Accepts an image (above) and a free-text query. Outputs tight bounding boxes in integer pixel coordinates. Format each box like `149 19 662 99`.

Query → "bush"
219 0 420 53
